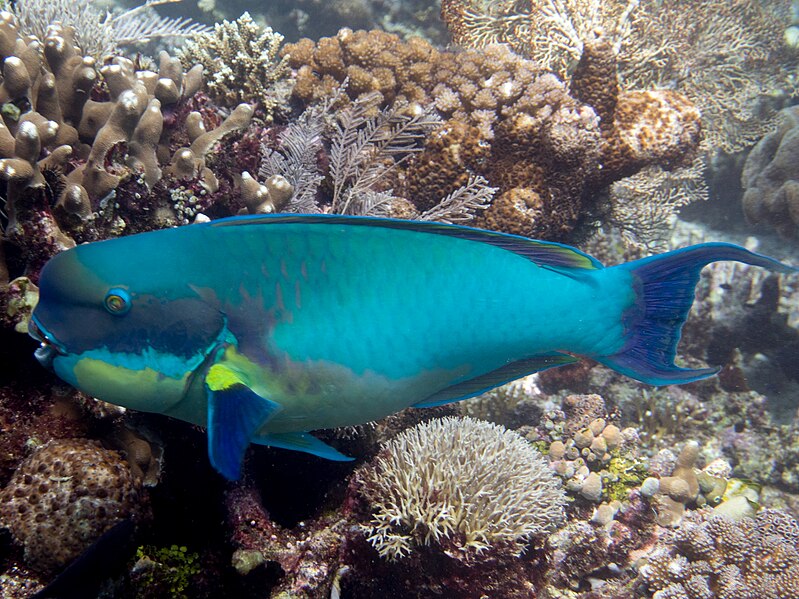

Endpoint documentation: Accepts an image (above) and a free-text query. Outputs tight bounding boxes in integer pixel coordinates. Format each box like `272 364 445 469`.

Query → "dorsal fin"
209 214 603 272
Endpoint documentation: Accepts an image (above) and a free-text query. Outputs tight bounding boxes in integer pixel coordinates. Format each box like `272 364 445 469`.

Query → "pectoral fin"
252 432 354 462
205 363 281 480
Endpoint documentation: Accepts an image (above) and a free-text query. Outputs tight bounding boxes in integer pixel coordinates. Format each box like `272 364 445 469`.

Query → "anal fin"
252 431 354 461
206 363 281 480
413 352 578 408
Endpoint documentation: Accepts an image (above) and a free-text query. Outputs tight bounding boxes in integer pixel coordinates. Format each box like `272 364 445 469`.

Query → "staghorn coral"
0 438 142 573
639 509 799 599
742 105 799 239
178 12 292 119
356 416 566 560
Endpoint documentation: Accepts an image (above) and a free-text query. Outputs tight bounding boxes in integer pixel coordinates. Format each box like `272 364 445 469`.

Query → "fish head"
30 234 227 415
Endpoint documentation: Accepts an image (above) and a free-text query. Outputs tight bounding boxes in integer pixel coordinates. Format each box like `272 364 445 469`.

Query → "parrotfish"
30 215 797 480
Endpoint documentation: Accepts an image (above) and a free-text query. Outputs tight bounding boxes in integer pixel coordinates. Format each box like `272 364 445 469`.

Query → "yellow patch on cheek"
73 358 190 413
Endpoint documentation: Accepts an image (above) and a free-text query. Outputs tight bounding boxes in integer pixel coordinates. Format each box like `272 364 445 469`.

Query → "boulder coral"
0 438 142 573
742 105 799 239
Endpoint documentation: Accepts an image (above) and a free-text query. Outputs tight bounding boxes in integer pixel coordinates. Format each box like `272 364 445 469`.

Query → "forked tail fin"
598 243 797 386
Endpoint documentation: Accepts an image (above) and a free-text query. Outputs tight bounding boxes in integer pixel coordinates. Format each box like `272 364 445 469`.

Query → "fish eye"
104 288 131 315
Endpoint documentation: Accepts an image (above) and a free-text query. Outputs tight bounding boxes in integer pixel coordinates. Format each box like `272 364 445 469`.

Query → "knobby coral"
0 439 143 574
357 416 566 560
280 28 700 241
639 509 799 598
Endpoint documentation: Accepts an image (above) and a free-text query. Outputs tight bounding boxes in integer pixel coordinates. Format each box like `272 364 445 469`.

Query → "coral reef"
0 1 795 597
0 10 271 300
178 12 292 118
0 438 142 573
356 416 566 560
639 509 799 598
280 28 700 240
742 105 799 239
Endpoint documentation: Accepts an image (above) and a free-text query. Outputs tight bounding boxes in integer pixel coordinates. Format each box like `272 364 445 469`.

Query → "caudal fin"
598 243 797 386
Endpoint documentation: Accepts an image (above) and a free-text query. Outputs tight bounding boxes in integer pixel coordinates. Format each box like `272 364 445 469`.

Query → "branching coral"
0 11 259 293
11 0 209 60
357 416 566 560
178 12 292 119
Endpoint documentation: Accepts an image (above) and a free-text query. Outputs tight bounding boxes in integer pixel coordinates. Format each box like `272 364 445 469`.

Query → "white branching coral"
179 12 292 118
358 416 566 560
11 0 209 60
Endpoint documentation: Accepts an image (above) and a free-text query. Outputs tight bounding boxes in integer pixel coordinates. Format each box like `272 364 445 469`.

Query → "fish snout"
29 316 65 369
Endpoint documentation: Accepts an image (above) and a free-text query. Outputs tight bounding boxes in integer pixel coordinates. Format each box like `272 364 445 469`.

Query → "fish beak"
29 317 65 370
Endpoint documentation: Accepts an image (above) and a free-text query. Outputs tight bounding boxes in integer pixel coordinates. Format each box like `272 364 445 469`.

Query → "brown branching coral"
0 10 262 294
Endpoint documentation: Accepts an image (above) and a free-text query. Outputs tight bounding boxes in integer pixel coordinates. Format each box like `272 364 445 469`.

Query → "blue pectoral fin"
206 366 282 480
413 353 579 408
602 242 798 386
252 431 354 461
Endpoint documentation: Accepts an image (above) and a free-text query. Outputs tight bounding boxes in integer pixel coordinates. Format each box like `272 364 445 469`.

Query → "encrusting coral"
356 416 566 560
0 438 143 574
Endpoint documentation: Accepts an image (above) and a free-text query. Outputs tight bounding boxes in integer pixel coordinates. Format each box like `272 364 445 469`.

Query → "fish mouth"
29 316 66 369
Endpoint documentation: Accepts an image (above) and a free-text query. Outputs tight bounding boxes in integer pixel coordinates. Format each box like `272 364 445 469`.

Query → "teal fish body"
30 215 797 479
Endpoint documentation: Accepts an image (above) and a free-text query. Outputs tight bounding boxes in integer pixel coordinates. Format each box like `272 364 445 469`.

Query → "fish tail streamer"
597 243 797 386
